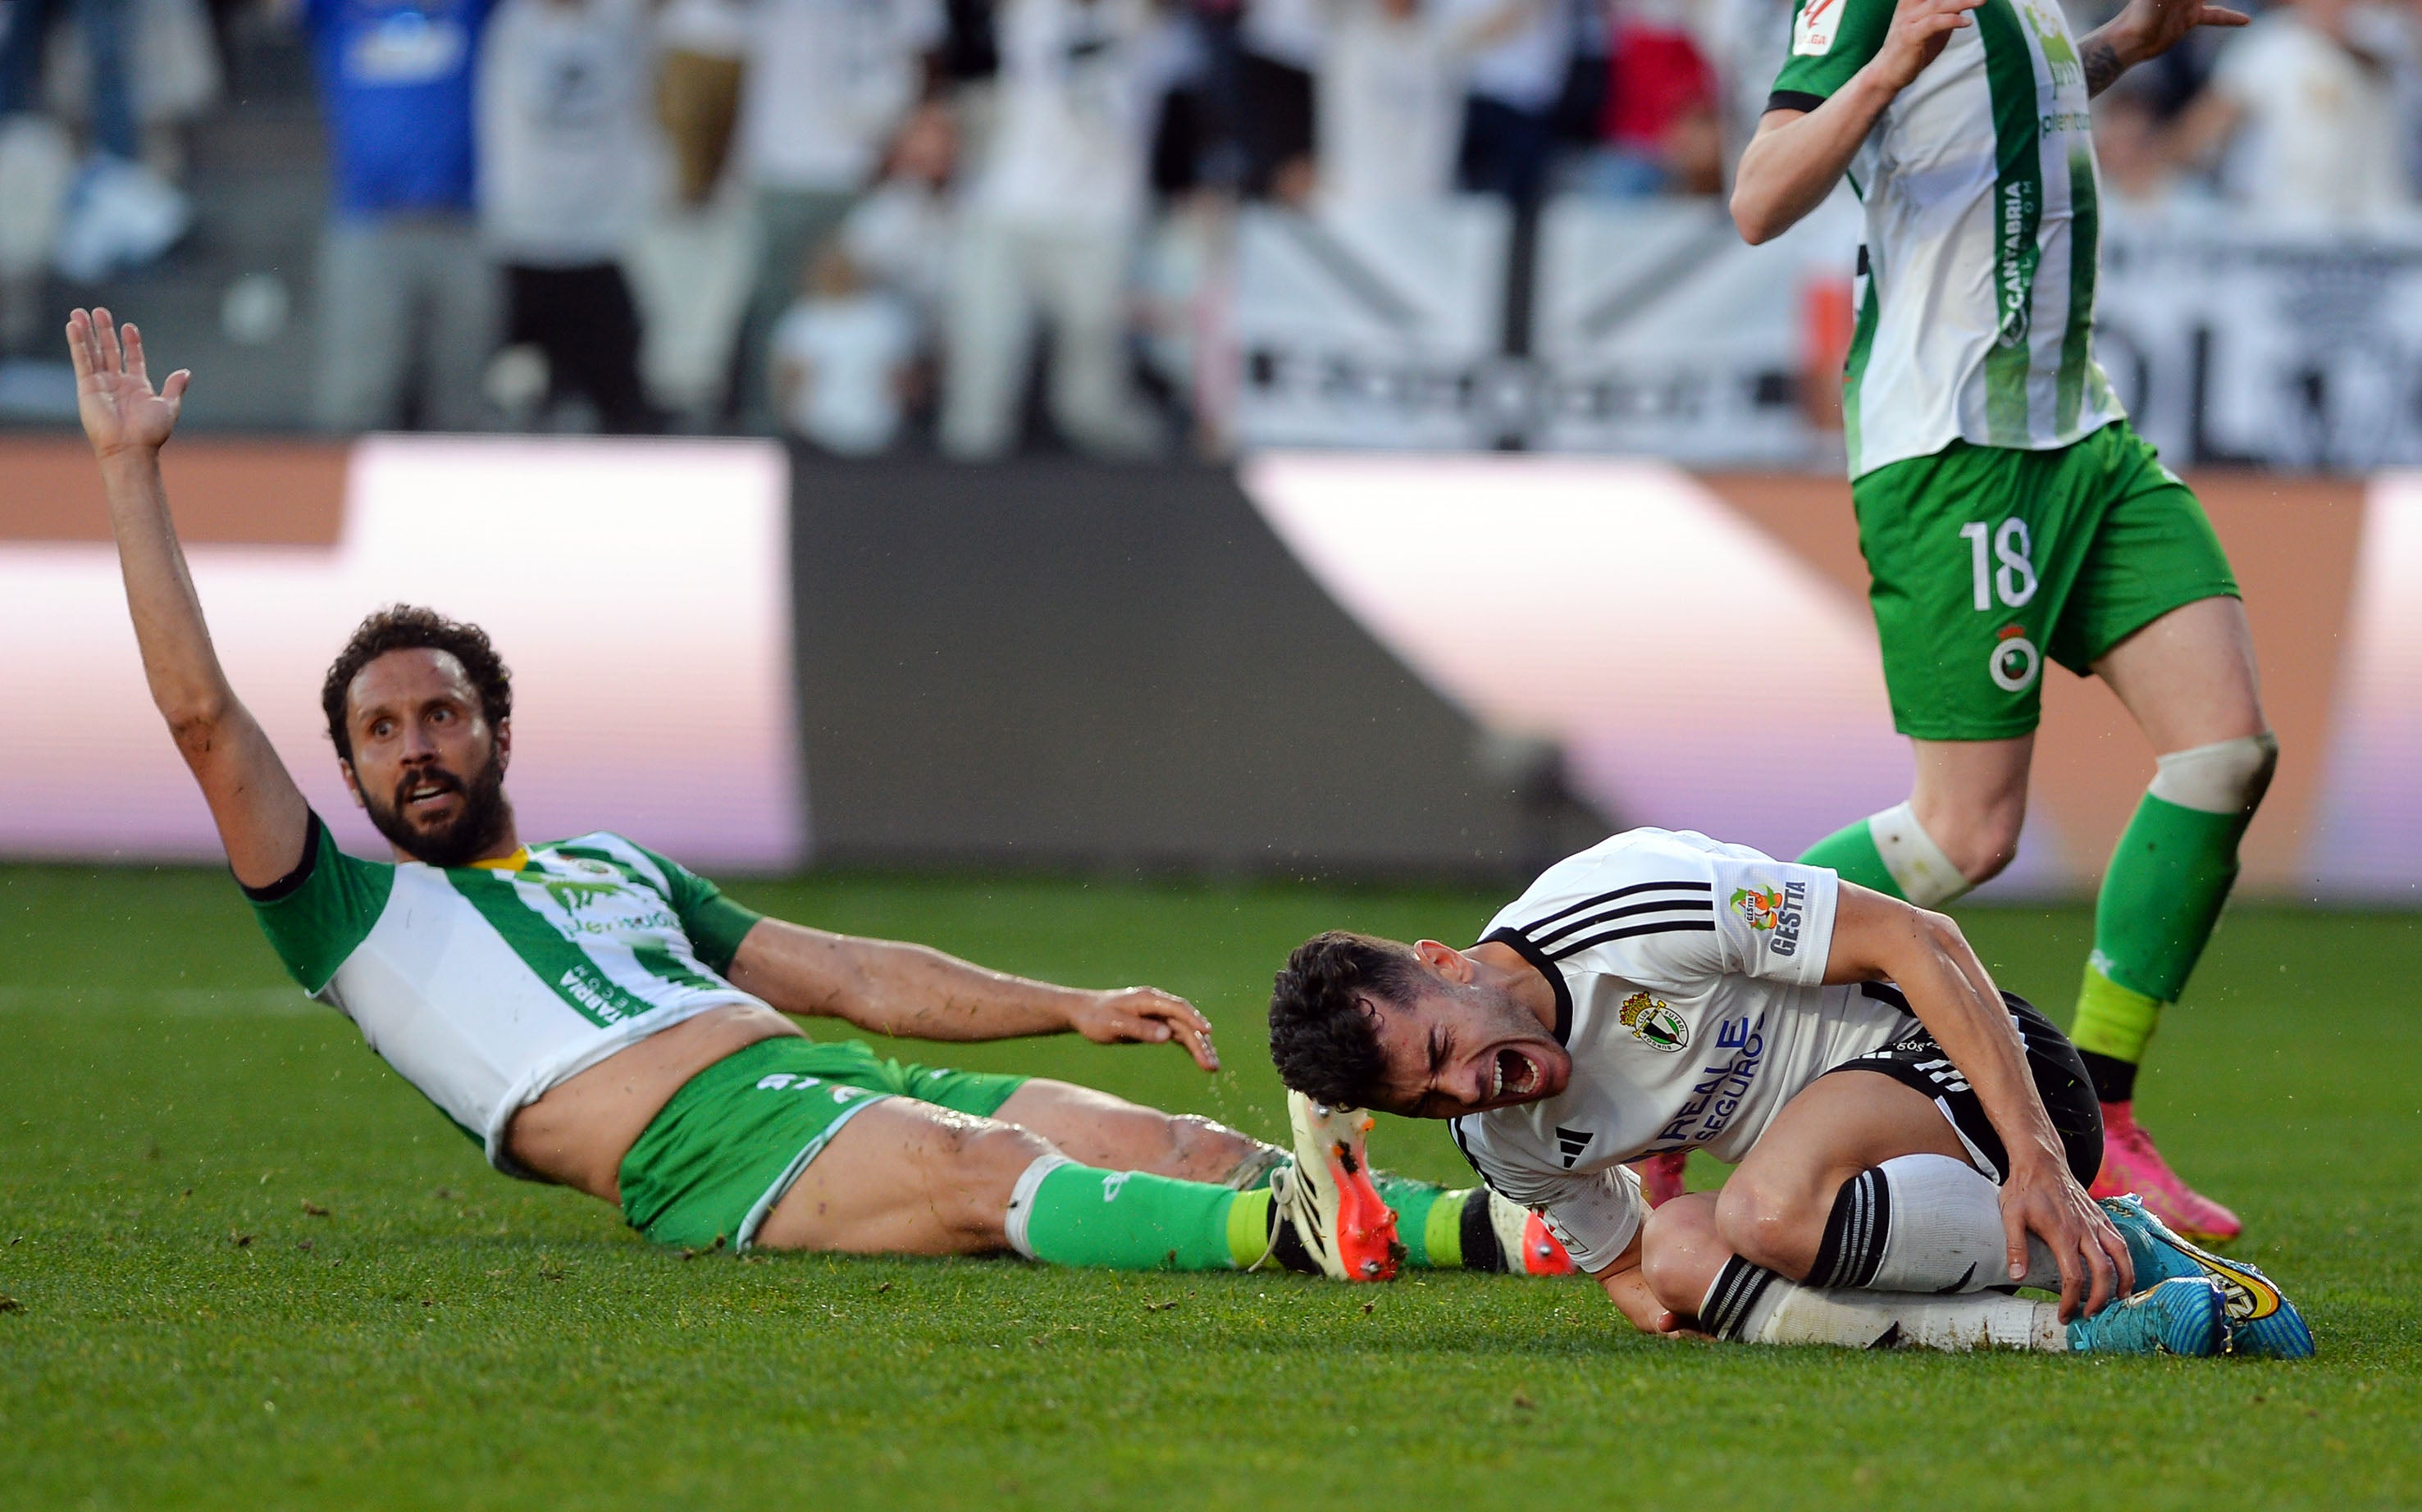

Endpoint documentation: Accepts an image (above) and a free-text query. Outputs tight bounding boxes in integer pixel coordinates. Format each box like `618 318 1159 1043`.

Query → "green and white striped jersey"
1771 0 2124 477
244 816 767 1176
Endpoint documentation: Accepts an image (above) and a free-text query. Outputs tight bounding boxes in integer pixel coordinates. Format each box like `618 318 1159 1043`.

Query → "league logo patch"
1792 0 1842 55
1731 886 1786 931
1731 881 1810 957
1618 991 1689 1053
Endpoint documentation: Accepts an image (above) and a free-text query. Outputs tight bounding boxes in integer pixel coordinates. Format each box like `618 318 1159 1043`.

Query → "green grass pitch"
2 865 2417 1510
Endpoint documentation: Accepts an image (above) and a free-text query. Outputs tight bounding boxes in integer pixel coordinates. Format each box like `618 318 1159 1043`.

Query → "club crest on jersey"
564 858 619 881
540 877 619 912
1792 0 1841 55
1618 992 1688 1053
1989 623 2042 692
1731 881 1809 957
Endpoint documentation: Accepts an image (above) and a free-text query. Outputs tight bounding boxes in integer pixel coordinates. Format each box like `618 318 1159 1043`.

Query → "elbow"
1730 189 1779 248
162 695 233 758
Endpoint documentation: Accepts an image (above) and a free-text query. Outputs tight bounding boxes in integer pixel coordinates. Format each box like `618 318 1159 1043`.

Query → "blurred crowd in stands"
3 0 2422 452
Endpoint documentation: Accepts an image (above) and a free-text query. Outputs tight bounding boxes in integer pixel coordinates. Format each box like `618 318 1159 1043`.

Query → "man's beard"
363 749 514 868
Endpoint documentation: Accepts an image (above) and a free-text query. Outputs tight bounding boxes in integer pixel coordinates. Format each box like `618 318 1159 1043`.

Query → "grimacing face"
1362 946 1573 1119
341 647 515 868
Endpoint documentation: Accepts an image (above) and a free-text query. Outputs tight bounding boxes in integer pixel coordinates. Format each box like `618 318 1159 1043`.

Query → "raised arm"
69 308 311 887
725 918 1222 1071
2077 0 2246 99
1733 0 1986 244
1822 884 2130 1315
1736 0 2246 244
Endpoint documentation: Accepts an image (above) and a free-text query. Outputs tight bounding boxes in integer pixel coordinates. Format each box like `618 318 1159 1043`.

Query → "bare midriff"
504 1002 802 1202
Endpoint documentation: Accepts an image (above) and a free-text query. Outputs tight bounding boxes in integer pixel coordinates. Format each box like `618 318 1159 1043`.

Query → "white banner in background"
1231 199 1512 452
1234 198 2422 471
2096 216 2422 472
1530 196 1859 463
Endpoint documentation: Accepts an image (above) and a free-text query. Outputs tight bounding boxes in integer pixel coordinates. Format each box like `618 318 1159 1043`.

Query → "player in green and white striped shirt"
1731 0 2269 1241
62 307 1573 1282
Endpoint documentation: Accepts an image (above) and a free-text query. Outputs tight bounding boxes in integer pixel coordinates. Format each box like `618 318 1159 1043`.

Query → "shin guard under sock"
2078 749 2269 1073
1373 1176 1513 1272
1700 1255 2061 1351
1809 1155 2059 1293
1008 1157 1265 1271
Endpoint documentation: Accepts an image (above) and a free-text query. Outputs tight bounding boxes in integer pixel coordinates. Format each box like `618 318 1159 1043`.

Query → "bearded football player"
64 307 1574 1283
1268 827 2314 1355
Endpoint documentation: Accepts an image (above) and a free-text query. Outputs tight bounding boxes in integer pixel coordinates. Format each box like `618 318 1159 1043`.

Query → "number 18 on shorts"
1850 422 2240 742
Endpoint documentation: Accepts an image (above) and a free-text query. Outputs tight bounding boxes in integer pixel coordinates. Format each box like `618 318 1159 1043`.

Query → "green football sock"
2074 790 2249 1066
1372 1175 1462 1268
1371 1175 1504 1270
1797 818 1908 899
2072 965 2160 1085
1015 1160 1268 1271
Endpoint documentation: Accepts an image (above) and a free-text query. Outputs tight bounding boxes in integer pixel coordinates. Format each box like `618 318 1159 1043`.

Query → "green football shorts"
1852 420 2240 740
618 1036 1028 1250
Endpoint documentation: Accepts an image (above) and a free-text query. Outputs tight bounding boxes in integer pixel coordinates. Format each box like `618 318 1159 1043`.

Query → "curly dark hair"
321 604 513 763
1267 931 1425 1109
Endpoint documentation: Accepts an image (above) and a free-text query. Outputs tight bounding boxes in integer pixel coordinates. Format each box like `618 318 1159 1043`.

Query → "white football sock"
1002 1154 1074 1259
1704 1257 2062 1352
2149 731 2278 814
1751 1282 2063 1352
1866 1153 2061 1293
1868 802 1972 907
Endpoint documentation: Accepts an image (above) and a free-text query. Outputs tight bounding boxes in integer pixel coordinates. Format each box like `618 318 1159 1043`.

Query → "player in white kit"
1268 827 2314 1355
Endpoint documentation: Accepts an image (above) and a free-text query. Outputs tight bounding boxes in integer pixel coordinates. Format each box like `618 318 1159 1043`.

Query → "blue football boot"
2100 1194 2315 1359
2066 1277 2228 1357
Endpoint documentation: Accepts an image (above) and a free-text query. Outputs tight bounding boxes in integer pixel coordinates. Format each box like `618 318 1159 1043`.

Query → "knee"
2151 731 2277 816
1714 1173 1827 1282
1164 1114 1258 1181
1640 1198 1726 1315
1936 799 2026 885
933 1119 1059 1245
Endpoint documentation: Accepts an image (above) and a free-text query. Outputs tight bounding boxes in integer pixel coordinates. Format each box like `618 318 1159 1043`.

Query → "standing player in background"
1729 0 2265 1241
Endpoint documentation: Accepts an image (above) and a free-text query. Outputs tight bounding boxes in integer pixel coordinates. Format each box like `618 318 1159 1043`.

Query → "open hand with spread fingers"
1067 986 1223 1072
67 307 190 460
2083 0 2247 93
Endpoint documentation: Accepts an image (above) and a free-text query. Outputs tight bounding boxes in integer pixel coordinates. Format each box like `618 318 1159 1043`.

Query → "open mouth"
399 775 461 817
1493 1049 1542 1101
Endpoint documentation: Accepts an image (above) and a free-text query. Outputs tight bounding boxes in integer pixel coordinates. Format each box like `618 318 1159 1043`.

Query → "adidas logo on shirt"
1555 1126 1593 1168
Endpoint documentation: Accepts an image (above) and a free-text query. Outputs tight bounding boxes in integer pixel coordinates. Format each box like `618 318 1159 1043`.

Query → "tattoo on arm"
2082 38 2126 98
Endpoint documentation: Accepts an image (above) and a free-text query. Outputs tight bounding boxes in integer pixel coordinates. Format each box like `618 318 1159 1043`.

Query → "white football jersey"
1769 0 2126 478
246 817 766 1177
1448 830 1916 1272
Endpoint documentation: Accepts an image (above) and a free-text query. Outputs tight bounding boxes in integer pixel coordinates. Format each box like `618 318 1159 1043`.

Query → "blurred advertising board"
1236 198 2422 475
1230 199 1516 452
0 435 804 871
1243 452 2422 903
2096 216 2422 472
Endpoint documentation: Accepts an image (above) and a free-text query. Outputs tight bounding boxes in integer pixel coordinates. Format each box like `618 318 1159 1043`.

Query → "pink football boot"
2090 1102 2242 1245
1631 1150 1690 1209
